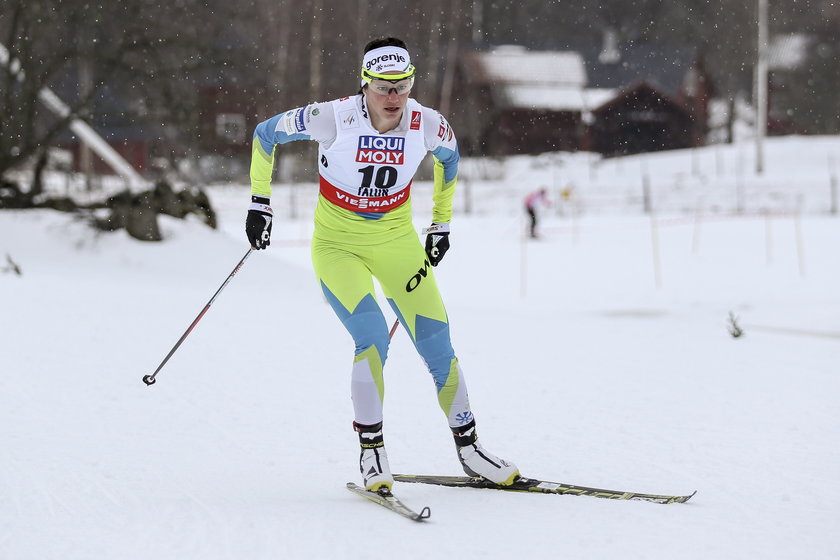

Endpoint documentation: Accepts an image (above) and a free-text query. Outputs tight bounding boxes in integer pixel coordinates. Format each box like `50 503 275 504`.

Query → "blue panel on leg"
413 315 455 390
321 282 389 363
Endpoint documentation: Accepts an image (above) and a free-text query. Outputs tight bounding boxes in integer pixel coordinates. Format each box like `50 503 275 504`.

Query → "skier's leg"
370 232 520 484
312 240 394 491
312 241 389 426
369 231 471 427
527 207 537 238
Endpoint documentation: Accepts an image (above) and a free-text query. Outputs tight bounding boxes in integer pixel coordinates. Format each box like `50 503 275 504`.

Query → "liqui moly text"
355 136 405 165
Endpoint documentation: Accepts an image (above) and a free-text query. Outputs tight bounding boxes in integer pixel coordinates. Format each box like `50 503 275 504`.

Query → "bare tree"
0 0 259 190
2 0 837 196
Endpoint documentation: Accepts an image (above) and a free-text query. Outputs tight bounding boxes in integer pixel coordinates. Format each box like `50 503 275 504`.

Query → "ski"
346 482 432 521
393 474 695 505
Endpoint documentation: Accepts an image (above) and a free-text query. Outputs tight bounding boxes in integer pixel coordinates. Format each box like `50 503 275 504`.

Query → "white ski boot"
354 421 393 493
452 420 519 485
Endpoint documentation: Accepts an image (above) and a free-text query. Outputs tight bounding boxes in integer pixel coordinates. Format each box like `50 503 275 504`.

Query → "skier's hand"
422 223 450 267
246 196 273 249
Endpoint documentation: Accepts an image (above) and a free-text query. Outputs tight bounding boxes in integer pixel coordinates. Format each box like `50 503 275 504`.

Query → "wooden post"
642 173 652 214
755 0 768 174
520 218 527 298
650 213 662 288
692 197 704 254
830 155 838 215
795 198 806 277
764 210 773 266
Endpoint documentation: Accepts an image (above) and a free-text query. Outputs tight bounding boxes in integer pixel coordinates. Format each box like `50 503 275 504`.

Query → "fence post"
764 209 773 266
795 196 806 277
829 154 838 215
520 217 527 298
642 173 651 214
692 197 704 254
650 213 662 288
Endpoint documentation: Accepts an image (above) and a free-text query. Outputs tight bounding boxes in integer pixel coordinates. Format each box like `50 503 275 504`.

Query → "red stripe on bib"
319 175 411 213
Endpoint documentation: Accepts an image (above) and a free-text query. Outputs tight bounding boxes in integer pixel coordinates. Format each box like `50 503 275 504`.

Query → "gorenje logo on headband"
365 53 406 70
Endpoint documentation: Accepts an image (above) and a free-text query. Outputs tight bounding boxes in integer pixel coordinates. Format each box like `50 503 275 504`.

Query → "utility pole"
438 0 461 118
309 0 323 102
426 0 441 106
755 0 768 174
77 27 94 189
472 0 483 44
357 0 367 51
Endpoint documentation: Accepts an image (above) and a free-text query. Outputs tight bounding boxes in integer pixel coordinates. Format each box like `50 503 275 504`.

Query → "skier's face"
365 72 410 133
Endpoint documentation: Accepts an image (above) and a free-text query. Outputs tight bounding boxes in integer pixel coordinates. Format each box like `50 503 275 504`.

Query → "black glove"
246 196 273 249
423 223 450 267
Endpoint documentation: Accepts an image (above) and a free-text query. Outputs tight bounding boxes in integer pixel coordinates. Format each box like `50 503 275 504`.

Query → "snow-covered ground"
2 136 839 559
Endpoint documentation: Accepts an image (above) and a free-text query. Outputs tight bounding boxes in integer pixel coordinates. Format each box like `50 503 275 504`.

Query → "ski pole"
389 318 400 339
142 248 254 386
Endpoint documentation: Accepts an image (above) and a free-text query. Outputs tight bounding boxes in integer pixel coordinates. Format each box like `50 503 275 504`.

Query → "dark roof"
590 80 690 115
575 42 698 96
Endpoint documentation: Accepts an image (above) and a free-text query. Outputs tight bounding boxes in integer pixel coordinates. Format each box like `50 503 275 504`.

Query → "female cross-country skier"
245 37 518 493
524 187 549 239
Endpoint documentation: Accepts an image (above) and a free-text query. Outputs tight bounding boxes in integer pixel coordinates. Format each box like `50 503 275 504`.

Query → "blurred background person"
524 187 550 239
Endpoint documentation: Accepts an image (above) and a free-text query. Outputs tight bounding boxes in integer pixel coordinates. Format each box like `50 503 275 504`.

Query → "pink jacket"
524 190 548 209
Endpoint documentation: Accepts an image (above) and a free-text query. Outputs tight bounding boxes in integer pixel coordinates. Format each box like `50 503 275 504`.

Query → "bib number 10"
358 165 397 190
